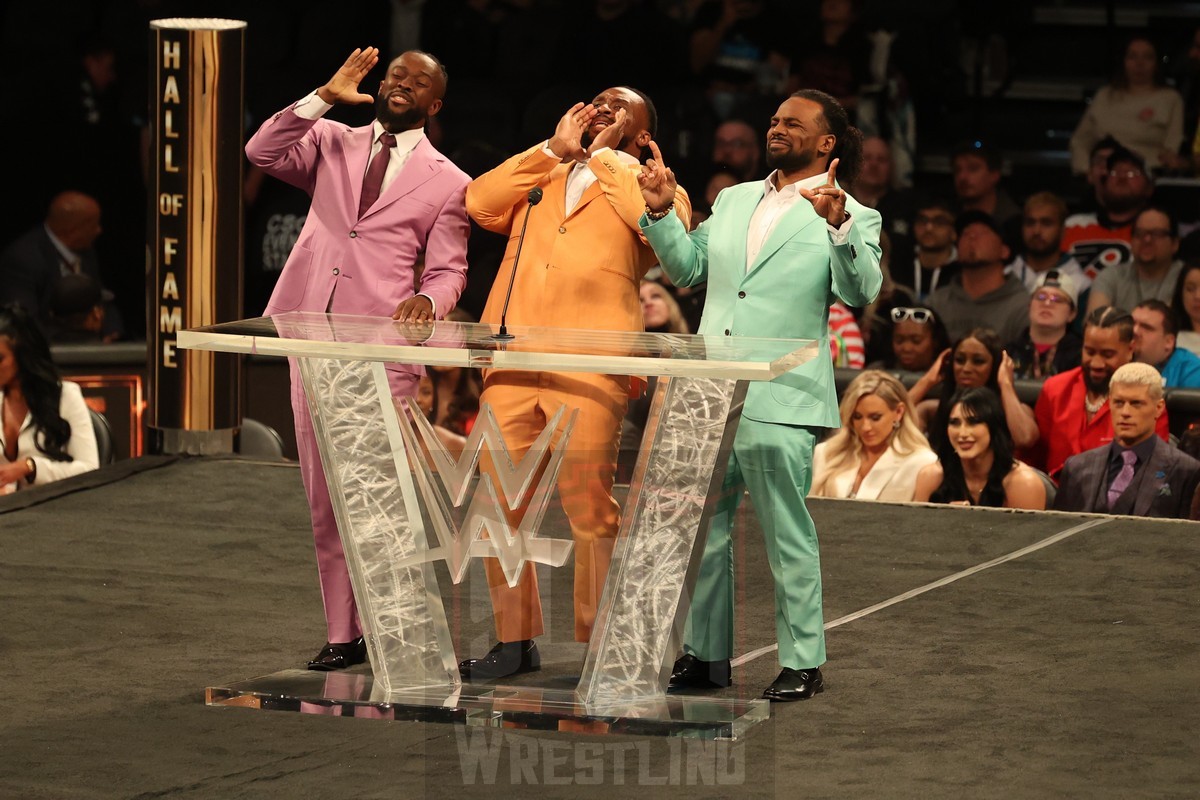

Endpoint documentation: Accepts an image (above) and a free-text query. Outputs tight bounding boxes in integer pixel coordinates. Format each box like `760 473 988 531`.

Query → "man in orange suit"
460 88 691 680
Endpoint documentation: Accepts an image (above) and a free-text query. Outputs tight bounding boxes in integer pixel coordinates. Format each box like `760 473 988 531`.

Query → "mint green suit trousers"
683 418 825 671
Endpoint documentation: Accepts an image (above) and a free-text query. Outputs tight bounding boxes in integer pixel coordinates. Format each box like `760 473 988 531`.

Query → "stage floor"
1 456 1197 798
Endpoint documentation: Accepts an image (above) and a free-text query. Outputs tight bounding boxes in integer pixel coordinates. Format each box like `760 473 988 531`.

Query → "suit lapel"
746 189 821 278
1086 453 1112 513
722 185 763 280
364 137 443 219
1128 441 1169 516
857 447 899 500
345 125 373 206
566 174 605 221
542 163 572 218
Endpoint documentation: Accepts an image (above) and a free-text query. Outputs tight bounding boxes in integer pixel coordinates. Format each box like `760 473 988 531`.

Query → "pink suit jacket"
246 106 470 378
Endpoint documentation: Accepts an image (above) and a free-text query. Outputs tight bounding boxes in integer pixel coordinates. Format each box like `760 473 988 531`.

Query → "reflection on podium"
184 313 815 738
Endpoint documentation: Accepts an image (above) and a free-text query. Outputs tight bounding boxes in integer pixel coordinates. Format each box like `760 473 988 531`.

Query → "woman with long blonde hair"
810 370 935 501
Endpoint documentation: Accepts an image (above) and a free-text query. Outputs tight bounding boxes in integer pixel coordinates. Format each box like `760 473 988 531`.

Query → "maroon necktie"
358 132 396 218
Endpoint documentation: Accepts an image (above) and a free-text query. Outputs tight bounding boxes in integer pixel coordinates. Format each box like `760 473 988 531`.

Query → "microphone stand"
491 187 543 341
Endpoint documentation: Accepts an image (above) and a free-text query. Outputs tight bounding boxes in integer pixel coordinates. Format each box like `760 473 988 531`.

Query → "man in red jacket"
1035 305 1170 479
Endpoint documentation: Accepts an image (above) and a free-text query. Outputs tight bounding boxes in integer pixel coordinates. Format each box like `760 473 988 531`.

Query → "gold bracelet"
24 457 36 484
645 205 672 221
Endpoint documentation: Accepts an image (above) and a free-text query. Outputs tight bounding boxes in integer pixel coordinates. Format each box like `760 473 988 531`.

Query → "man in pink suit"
245 47 470 670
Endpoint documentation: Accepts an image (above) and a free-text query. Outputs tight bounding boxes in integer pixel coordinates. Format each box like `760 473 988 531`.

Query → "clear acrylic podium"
179 312 816 738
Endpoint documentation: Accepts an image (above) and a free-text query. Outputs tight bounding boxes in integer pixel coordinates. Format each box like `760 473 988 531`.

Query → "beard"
766 146 818 173
1024 240 1060 259
1103 191 1146 214
376 95 425 130
1082 369 1112 395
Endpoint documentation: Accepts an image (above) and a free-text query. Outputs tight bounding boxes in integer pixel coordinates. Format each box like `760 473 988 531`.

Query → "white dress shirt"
746 170 853 272
540 144 639 214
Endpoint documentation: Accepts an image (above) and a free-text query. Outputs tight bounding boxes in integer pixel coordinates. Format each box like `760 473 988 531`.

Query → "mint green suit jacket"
641 180 882 428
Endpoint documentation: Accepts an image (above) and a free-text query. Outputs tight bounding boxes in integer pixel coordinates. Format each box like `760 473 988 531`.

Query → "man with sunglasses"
1006 271 1082 379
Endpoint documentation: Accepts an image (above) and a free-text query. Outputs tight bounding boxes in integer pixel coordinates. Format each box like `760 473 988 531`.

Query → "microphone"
492 187 543 341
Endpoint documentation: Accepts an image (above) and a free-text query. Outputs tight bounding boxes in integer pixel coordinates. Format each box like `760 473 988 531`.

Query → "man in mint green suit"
637 90 882 701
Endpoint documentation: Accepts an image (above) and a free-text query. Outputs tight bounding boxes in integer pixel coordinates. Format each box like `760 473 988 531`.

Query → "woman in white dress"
810 370 936 502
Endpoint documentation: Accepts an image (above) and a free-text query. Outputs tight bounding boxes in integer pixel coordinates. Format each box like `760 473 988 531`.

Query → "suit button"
332 268 340 276
738 291 746 299
724 329 731 336
349 231 358 238
558 226 566 234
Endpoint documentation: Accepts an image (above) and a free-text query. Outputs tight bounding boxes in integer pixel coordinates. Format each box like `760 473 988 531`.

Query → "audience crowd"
4 1 1200 515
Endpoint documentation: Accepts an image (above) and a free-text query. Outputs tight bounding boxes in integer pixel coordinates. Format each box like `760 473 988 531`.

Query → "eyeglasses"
1107 169 1145 179
892 307 935 323
1033 291 1070 305
1131 228 1172 240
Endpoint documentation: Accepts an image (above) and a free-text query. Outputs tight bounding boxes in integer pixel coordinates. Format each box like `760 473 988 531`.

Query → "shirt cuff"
827 213 853 246
293 90 333 120
418 293 437 317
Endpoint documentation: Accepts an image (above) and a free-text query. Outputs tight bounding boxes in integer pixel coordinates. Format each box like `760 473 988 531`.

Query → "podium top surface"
178 312 818 380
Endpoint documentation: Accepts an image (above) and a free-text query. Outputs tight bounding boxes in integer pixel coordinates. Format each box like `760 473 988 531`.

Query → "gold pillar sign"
147 18 246 454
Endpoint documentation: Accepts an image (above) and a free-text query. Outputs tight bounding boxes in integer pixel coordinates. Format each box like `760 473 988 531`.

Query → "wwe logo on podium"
391 398 578 587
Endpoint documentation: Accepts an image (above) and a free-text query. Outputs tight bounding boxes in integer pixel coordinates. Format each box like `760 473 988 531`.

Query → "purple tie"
1107 450 1138 509
358 132 396 218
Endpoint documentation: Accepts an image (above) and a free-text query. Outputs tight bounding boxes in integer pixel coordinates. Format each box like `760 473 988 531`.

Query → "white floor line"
730 517 1113 668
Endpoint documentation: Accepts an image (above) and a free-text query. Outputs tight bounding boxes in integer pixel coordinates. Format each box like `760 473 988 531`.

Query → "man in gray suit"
1055 362 1200 518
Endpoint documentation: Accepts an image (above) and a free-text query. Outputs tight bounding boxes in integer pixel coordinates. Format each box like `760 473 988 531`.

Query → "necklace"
1084 392 1105 415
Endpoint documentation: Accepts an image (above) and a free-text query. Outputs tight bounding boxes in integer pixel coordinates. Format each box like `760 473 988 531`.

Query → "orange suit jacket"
468 143 691 345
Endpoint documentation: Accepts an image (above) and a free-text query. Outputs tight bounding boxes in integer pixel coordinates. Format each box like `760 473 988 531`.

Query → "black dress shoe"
307 637 367 671
667 654 732 691
459 640 540 681
762 667 824 701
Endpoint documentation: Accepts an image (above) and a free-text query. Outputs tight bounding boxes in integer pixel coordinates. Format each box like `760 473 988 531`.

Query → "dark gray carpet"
1 457 1197 798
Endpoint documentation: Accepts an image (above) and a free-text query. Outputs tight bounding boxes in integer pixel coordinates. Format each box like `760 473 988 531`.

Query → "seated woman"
1068 33 1186 175
810 370 936 501
1170 260 1200 355
865 305 950 373
0 304 99 492
639 279 689 335
906 326 1039 450
620 280 691 482
913 386 1046 509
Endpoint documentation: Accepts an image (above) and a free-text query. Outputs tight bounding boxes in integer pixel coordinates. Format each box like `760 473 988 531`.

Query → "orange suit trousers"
478 369 629 643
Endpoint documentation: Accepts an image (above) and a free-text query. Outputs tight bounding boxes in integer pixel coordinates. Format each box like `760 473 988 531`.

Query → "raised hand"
637 140 678 213
586 107 627 157
318 47 381 106
548 102 596 162
798 157 848 225
998 350 1016 389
